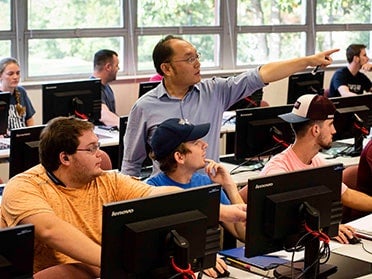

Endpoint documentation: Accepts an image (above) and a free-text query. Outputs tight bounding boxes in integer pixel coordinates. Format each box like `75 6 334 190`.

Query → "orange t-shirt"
0 164 153 273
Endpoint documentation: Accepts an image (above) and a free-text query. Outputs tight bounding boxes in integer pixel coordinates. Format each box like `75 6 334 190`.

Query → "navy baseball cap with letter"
151 118 210 159
279 94 336 123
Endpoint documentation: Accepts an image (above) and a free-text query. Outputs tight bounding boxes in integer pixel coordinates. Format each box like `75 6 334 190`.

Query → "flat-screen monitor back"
101 184 221 279
0 92 10 135
227 89 263 110
287 70 324 104
9 125 46 178
138 81 161 98
245 164 343 258
330 94 372 140
0 224 34 279
42 79 101 124
234 104 294 160
118 115 128 171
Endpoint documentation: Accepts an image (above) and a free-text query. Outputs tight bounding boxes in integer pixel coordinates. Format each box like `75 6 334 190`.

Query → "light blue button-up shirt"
122 68 266 177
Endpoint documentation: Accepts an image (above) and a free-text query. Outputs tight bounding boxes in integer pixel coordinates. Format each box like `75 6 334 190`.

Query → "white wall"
23 68 372 126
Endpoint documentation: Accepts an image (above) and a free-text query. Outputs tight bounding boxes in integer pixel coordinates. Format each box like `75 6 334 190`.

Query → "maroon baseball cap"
279 94 336 123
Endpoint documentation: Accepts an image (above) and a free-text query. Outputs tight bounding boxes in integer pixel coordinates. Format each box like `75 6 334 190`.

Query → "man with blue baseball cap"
148 118 246 278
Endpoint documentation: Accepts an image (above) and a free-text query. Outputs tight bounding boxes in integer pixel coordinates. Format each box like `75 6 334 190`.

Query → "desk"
202 215 372 278
199 253 372 278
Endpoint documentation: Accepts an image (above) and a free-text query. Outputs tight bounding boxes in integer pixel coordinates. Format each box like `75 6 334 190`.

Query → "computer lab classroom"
1 1 372 279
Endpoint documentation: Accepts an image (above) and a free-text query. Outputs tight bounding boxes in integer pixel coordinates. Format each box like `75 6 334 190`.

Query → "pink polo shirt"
260 146 348 194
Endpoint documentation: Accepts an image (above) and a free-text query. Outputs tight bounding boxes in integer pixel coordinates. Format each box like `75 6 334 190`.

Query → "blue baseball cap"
151 118 210 159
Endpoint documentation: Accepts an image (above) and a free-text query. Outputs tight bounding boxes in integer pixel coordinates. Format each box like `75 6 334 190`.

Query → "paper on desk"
222 111 236 125
267 249 304 262
0 138 10 145
347 213 372 232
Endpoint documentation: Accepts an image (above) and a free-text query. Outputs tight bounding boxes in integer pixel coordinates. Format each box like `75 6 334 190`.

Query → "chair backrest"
342 165 358 189
342 164 363 223
323 88 330 98
100 150 112 170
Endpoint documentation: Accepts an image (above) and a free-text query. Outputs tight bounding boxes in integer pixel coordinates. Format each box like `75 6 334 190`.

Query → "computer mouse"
347 235 361 244
213 266 230 278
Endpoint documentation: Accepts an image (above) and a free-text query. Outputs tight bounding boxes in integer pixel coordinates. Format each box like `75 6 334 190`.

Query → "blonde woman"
0 57 35 132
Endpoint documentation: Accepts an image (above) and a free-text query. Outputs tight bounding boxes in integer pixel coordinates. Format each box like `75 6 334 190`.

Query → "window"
237 0 305 25
137 0 219 27
315 0 372 60
0 0 11 31
28 0 123 29
0 0 11 58
3 0 372 81
28 37 123 77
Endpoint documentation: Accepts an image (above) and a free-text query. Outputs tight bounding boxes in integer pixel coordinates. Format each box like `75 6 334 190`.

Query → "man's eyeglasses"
76 143 101 155
172 52 201 64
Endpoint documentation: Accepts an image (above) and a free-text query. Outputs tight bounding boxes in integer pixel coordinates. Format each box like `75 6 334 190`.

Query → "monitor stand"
274 235 337 279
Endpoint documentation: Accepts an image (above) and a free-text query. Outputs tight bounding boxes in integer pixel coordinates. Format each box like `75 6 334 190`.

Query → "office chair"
100 150 112 170
342 165 364 223
33 263 100 279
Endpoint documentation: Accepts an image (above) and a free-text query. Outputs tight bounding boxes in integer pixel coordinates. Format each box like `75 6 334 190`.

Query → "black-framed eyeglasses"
171 52 201 64
76 142 101 155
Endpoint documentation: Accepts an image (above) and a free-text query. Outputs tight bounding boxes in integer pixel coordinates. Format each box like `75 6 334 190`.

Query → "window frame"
5 0 372 82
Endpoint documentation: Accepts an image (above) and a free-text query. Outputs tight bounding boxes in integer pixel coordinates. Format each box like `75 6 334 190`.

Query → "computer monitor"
101 184 221 279
287 70 324 104
245 164 343 278
118 115 152 177
42 79 101 124
118 115 128 171
330 94 371 156
0 92 10 135
138 81 161 98
227 88 263 111
234 104 295 161
0 224 34 279
9 125 46 178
